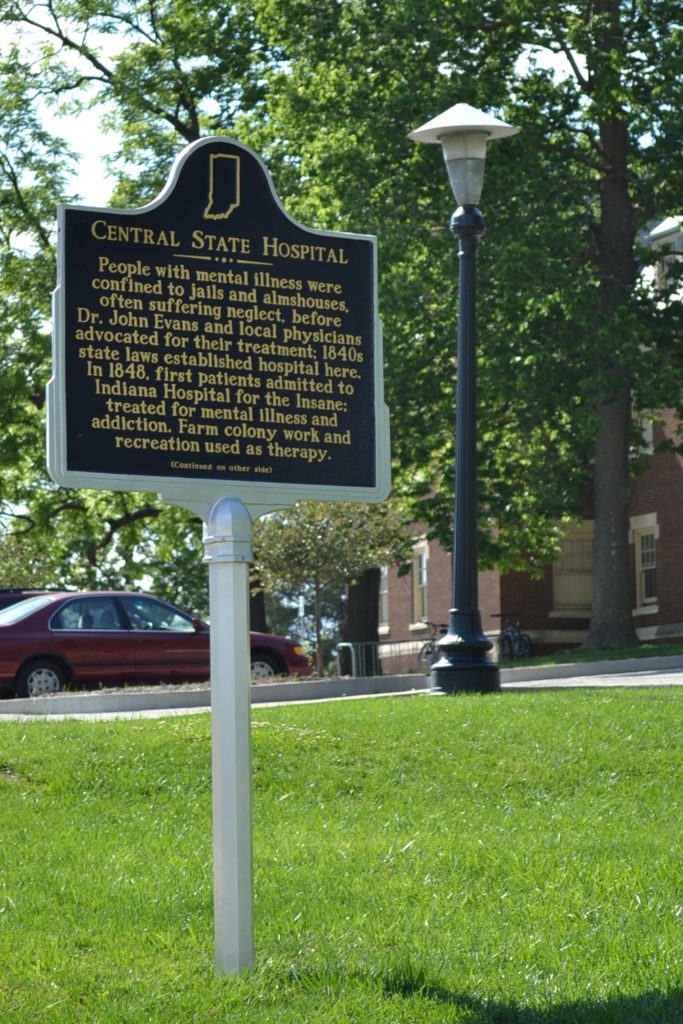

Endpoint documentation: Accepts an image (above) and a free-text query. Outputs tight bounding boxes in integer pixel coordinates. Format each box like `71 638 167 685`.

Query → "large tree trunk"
584 15 639 648
339 567 381 676
585 387 638 647
249 572 268 633
342 567 380 643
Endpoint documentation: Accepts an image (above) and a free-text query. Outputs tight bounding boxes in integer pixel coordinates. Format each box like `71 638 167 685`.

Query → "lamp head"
408 102 518 206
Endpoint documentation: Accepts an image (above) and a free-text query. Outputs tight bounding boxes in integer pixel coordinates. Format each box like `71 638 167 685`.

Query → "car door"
49 595 141 685
116 595 210 683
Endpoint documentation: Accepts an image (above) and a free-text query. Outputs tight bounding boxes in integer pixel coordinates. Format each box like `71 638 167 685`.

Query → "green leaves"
1 0 682 641
253 501 413 661
254 501 412 594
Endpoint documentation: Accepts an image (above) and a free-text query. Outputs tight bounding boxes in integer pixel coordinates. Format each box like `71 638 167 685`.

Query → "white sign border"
47 136 391 514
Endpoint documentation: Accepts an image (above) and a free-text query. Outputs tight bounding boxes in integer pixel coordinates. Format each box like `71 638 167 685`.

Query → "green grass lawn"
0 690 681 1022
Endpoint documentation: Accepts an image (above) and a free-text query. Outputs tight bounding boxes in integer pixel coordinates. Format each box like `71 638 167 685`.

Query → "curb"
0 673 427 717
2 654 683 717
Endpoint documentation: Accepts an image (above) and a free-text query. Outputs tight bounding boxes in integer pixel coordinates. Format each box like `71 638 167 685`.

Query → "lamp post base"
429 611 500 695
430 659 500 695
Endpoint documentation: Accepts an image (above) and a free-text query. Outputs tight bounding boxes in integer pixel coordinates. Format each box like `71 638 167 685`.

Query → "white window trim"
629 513 660 615
378 565 389 633
410 538 429 628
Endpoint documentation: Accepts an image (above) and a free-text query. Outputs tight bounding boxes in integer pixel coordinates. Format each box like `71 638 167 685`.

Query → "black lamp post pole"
408 102 516 693
430 204 500 695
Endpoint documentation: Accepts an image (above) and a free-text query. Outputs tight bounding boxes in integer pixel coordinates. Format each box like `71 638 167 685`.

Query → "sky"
68 109 116 207
5 19 118 208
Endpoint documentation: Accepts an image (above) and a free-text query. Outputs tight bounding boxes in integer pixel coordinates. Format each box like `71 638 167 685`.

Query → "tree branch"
0 151 53 249
85 505 162 567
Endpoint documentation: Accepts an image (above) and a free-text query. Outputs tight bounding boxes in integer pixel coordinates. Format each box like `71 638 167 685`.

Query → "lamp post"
409 103 518 694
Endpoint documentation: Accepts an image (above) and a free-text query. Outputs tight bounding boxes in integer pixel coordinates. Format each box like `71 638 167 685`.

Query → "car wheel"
250 653 280 681
16 660 67 698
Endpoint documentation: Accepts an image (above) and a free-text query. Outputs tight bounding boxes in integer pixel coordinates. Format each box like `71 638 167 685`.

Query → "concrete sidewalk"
1 652 682 719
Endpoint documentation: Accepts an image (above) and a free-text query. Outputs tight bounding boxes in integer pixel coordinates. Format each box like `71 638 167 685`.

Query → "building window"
411 541 429 625
552 522 593 614
629 513 659 613
378 565 389 630
636 532 657 606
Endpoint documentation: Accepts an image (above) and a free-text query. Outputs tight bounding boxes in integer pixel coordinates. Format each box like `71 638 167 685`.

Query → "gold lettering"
90 219 181 248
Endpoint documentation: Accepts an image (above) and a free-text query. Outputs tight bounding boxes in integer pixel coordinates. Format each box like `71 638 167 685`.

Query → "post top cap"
408 102 518 145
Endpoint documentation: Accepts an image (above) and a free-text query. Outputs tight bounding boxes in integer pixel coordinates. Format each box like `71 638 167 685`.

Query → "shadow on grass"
286 960 681 1023
382 972 682 1023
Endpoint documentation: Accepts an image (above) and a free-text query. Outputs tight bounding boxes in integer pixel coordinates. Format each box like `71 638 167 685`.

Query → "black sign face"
51 138 388 499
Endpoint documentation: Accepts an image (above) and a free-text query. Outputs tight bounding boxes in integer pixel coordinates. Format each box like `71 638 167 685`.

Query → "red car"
0 591 312 697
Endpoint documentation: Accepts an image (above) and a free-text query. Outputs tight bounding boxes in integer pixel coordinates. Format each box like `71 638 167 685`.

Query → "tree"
0 530 62 588
0 46 73 500
238 0 589 571
2 0 582 580
242 0 683 646
1 0 682 649
0 0 266 602
254 501 413 672
491 0 683 644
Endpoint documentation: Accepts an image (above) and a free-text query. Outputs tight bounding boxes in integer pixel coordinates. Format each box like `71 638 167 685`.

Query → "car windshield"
0 594 55 625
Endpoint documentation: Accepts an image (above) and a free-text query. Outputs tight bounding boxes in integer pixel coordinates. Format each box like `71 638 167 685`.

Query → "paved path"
503 666 683 690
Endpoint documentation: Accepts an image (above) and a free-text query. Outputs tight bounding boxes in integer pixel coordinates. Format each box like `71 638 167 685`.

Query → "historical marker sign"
48 137 390 509
47 137 391 976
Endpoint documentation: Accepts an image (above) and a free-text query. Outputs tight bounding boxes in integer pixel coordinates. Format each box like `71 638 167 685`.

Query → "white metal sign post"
48 137 391 975
203 497 254 973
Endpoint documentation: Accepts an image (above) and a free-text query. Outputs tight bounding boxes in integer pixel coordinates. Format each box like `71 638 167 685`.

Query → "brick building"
380 218 683 669
380 410 683 670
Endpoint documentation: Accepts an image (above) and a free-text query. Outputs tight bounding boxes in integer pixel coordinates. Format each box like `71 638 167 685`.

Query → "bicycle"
415 622 448 673
495 614 534 661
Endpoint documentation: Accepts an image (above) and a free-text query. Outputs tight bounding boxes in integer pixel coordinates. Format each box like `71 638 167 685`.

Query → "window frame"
378 565 389 632
551 521 594 617
410 540 429 627
630 514 659 614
